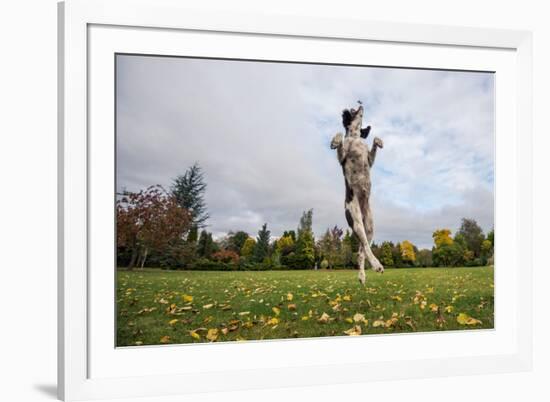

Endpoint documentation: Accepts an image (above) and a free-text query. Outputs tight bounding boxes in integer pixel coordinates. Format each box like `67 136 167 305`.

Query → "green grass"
117 266 494 346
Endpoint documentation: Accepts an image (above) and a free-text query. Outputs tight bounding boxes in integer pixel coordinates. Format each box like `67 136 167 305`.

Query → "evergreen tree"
197 230 215 258
253 223 271 263
295 209 315 268
171 163 210 228
380 241 394 267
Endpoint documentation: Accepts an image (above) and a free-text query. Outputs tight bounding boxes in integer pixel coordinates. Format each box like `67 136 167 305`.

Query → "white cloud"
116 55 494 249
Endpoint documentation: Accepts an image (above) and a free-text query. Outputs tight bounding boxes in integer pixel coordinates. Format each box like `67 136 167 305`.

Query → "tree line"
117 163 494 271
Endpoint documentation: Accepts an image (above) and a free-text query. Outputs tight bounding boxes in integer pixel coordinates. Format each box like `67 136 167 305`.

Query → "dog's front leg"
330 132 347 164
368 137 383 167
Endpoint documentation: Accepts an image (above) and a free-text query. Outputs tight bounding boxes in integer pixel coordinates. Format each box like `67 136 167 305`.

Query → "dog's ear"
342 109 352 128
360 126 371 139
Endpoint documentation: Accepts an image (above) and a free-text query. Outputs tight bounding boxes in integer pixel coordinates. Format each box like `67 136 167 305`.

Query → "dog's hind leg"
346 198 383 285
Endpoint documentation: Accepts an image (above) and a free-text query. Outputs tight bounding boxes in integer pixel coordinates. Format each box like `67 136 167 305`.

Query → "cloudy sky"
116 55 494 249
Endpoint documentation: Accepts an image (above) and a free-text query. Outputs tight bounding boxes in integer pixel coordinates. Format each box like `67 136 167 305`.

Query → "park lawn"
116 266 494 346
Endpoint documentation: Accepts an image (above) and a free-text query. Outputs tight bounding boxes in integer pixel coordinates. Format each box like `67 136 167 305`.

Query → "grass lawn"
116 266 494 346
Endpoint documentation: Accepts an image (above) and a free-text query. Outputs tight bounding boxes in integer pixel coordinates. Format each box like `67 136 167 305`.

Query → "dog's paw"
330 133 343 149
358 270 366 286
373 137 384 149
371 260 384 274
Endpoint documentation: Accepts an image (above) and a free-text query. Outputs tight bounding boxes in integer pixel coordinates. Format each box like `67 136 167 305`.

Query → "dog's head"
342 105 371 138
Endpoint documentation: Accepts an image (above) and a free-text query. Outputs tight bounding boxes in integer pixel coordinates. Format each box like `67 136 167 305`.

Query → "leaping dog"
331 103 384 285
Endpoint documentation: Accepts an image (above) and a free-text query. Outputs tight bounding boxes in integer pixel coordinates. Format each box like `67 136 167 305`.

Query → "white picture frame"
58 0 533 400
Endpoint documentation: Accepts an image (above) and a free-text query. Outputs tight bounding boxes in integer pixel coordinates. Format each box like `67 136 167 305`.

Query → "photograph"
115 54 495 346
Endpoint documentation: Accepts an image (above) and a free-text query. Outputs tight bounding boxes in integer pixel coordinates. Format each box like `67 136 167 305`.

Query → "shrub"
211 249 240 264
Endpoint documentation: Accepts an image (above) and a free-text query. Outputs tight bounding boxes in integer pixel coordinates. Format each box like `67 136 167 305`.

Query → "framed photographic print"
58 0 533 400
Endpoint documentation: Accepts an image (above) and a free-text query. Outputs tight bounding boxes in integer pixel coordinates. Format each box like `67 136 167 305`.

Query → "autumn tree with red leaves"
117 185 191 269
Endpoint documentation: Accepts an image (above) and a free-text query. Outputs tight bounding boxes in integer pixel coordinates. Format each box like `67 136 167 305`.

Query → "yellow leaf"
301 315 310 321
343 325 362 336
203 303 214 309
429 303 439 312
373 319 386 328
189 330 200 340
457 313 482 326
318 312 330 324
345 317 353 323
287 292 294 301
266 317 279 325
239 311 251 316
159 298 169 304
391 295 402 302
168 319 178 325
353 313 366 323
287 303 297 311
272 307 281 316
182 294 193 303
445 306 454 313
343 295 352 302
160 335 171 344
206 328 219 342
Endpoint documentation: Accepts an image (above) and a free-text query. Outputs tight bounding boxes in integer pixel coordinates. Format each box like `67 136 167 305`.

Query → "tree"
416 249 433 267
380 241 394 267
226 231 249 254
487 229 494 248
240 237 256 257
276 234 295 256
433 229 453 248
318 226 343 269
432 242 464 267
197 230 216 258
341 230 356 267
295 209 315 269
392 242 403 267
400 240 416 265
171 163 210 228
283 230 296 242
456 218 484 258
253 223 271 263
116 185 191 269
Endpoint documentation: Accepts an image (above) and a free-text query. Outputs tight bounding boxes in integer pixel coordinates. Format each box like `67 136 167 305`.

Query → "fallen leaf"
343 295 352 302
457 313 482 326
134 341 143 346
159 335 171 344
318 312 330 324
266 317 279 326
182 294 193 303
373 319 386 328
239 311 251 316
444 306 454 313
203 303 214 309
343 325 362 336
429 303 439 312
168 319 178 325
206 328 219 341
287 304 297 311
189 330 200 340
353 313 366 323
391 295 403 302
287 292 294 301
272 307 281 316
